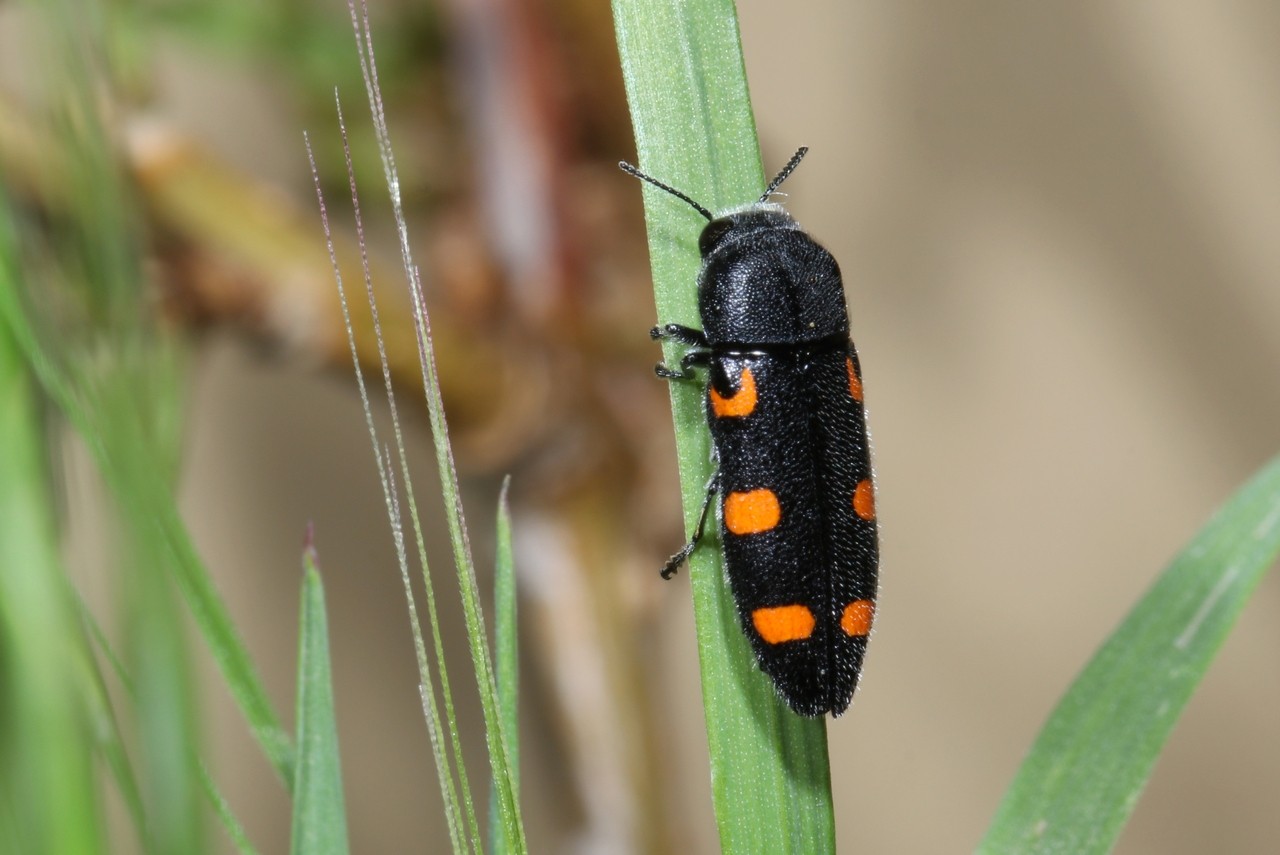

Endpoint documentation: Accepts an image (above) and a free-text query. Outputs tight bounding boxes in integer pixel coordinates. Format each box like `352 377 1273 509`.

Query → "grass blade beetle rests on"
621 148 879 717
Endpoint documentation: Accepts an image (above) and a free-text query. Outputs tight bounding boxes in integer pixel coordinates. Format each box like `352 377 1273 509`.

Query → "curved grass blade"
978 453 1280 854
290 539 351 855
612 1 836 852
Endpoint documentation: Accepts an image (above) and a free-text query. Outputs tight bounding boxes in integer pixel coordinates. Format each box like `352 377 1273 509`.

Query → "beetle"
620 148 878 716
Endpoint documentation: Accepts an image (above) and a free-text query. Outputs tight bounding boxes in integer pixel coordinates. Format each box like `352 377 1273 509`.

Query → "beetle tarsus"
661 475 719 579
655 348 710 381
651 323 709 347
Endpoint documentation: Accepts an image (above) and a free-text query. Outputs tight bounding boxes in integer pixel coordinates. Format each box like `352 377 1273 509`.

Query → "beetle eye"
699 219 734 257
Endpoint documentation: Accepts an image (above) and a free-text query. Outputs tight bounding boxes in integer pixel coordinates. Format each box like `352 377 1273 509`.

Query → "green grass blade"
306 125 477 855
0 262 105 855
978 454 1280 855
81 646 149 850
612 1 836 852
121 500 204 855
346 2 525 850
81 591 261 855
95 377 205 854
0 290 296 792
149 494 297 788
290 541 351 855
3 5 291 846
0 18 295 796
200 763 260 855
489 478 519 855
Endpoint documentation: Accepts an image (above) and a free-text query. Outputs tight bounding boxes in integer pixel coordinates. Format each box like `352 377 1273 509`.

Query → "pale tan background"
70 1 1280 852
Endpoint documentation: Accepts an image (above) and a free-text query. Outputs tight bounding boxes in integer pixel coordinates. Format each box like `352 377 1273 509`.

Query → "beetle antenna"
619 161 714 221
760 146 809 202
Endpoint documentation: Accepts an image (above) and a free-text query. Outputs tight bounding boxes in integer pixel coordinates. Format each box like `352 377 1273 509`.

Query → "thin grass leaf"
344 2 526 851
0 249 105 855
92 619 259 855
19 352 296 792
3 8 290 848
489 478 519 855
106 395 205 854
81 587 261 855
128 602 200 853
306 118 478 854
978 454 1280 854
199 763 260 855
290 539 351 855
1 10 196 841
78 625 148 850
611 0 836 851
53 447 291 794
0 14 295 795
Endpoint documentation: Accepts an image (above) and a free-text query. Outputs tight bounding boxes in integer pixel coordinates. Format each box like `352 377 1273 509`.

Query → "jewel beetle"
620 148 878 717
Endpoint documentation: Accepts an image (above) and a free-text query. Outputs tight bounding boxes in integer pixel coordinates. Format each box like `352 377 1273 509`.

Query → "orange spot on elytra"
724 489 781 535
846 357 863 402
840 600 875 637
853 480 876 521
710 366 758 417
752 604 816 644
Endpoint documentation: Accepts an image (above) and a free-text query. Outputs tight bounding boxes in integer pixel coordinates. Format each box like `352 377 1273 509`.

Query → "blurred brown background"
6 1 1280 852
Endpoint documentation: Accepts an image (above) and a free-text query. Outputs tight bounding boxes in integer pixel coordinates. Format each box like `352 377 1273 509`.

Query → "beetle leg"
651 323 709 348
654 348 709 380
652 323 710 379
661 473 719 579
